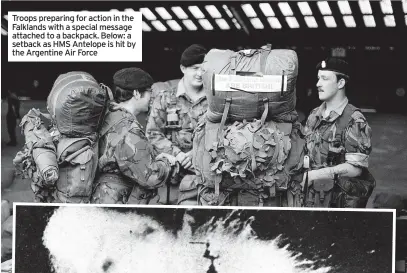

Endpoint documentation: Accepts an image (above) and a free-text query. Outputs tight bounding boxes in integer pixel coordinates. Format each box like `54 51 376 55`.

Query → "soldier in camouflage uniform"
92 68 177 204
301 58 375 208
146 44 208 205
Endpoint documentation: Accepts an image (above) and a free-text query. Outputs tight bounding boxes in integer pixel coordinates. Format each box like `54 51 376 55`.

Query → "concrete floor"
1 100 407 207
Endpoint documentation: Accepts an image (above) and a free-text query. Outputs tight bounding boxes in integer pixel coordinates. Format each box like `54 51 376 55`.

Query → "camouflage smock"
146 79 208 156
98 108 171 189
304 98 372 169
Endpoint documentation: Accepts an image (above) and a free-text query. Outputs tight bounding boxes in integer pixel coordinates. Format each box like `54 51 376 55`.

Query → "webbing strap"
230 54 237 75
96 83 110 136
259 45 272 74
260 99 269 125
215 98 232 204
214 174 222 203
281 71 285 96
334 104 359 144
217 98 232 146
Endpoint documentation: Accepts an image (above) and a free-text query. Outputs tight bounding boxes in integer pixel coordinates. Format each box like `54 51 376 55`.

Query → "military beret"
113 67 154 91
180 44 207 67
316 57 350 78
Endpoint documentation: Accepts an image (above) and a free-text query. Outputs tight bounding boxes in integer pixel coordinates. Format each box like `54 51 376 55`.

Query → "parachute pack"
14 72 109 203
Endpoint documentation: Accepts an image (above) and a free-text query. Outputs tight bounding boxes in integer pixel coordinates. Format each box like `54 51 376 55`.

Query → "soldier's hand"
110 102 125 111
176 151 192 170
157 153 177 166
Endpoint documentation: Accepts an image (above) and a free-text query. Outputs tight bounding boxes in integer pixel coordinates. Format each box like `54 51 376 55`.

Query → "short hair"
334 72 349 87
113 85 150 103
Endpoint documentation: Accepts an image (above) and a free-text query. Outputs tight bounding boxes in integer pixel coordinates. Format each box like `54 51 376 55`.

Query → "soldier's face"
136 89 152 113
143 91 152 112
181 64 204 88
316 70 339 101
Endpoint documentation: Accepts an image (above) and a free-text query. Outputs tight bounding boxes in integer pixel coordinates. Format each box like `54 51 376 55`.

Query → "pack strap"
214 97 232 204
217 98 232 146
230 54 237 75
99 112 128 137
96 83 111 136
281 71 286 96
39 111 52 120
260 98 269 125
259 44 272 74
214 174 222 203
334 104 359 144
63 145 91 163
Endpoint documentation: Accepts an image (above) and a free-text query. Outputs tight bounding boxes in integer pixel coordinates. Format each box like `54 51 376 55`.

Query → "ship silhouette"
190 241 220 273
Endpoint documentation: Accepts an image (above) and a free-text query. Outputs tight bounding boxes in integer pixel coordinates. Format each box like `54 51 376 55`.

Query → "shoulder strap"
99 111 128 137
96 83 110 135
334 104 359 143
259 44 272 74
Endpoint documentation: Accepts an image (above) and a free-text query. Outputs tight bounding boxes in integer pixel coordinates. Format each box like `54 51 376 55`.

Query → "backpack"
13 109 59 203
14 72 109 203
202 44 298 124
54 135 99 203
192 117 305 205
47 71 107 137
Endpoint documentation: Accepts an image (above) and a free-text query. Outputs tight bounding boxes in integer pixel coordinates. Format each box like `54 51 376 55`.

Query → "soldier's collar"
176 78 187 98
320 97 348 117
176 78 206 102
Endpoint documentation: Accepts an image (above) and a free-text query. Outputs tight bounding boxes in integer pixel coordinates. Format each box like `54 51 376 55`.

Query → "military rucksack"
14 72 109 203
202 44 299 124
192 117 305 205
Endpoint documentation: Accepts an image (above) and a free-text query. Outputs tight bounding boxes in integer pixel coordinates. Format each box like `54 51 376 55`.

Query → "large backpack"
48 72 108 202
14 72 109 203
47 71 107 138
192 117 305 205
202 44 298 124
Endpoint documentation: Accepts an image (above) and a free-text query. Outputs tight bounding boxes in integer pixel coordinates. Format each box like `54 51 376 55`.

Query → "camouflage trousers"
197 186 302 207
91 173 154 204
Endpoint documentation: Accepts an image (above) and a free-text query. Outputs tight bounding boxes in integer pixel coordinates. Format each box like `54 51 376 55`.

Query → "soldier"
92 68 177 204
146 44 208 205
301 57 375 208
6 89 21 146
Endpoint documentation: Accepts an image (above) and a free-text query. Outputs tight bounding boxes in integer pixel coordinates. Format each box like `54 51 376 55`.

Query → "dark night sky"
14 206 398 273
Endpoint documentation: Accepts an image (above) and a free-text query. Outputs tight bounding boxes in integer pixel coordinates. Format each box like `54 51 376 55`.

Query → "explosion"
43 207 331 273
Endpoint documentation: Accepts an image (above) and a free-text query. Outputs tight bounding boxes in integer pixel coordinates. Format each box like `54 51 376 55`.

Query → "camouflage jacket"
304 98 372 170
146 78 208 156
98 108 172 189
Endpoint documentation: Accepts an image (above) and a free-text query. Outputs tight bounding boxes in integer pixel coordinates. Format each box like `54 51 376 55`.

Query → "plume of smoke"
43 207 331 273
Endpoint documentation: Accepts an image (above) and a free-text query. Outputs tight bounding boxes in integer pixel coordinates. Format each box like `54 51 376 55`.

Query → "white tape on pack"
213 74 287 93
